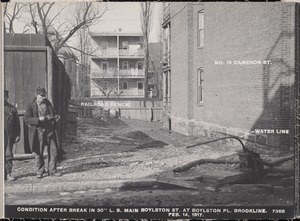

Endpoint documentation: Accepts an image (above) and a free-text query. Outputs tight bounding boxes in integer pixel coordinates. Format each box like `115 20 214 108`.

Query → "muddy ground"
5 116 294 207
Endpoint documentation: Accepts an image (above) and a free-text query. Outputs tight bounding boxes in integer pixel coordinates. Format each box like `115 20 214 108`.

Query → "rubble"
6 117 294 206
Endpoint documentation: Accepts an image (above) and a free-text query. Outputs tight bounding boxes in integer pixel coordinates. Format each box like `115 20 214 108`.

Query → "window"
122 41 128 50
102 62 108 71
103 81 108 93
197 68 204 103
122 81 128 90
101 42 108 50
101 42 108 55
122 61 128 69
197 10 204 47
137 61 143 70
137 42 143 49
138 82 144 90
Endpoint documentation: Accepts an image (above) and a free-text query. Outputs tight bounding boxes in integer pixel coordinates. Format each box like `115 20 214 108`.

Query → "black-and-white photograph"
2 0 298 219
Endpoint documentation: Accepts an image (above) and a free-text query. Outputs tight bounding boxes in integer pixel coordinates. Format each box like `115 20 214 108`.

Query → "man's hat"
36 87 46 96
4 90 9 98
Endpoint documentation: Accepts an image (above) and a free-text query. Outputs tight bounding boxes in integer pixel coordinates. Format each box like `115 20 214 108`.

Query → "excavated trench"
120 136 294 193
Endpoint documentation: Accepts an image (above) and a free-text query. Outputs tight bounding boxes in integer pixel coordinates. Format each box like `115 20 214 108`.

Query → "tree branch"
44 2 55 19
55 3 107 53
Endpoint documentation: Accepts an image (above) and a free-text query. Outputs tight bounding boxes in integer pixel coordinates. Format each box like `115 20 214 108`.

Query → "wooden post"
150 107 153 122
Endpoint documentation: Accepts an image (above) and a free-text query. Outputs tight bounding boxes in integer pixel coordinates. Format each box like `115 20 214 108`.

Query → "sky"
94 2 162 42
6 1 163 43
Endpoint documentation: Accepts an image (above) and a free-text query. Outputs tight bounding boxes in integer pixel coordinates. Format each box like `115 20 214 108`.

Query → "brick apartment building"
162 2 298 149
90 31 145 98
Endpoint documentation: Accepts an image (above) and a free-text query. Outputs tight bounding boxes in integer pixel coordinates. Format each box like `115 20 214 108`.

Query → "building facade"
162 2 171 126
163 2 297 149
90 31 145 98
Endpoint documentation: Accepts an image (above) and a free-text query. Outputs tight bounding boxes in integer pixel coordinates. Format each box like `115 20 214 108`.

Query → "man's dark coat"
4 100 20 142
24 98 56 153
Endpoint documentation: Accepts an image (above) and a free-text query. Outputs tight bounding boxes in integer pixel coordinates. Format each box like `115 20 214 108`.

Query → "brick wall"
170 2 190 120
170 2 295 148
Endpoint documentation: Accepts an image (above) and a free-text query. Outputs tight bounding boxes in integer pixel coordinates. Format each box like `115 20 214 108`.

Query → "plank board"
12 51 23 105
30 34 46 46
13 116 25 154
21 34 31 46
4 33 14 45
200 171 254 185
156 177 201 190
13 34 23 46
4 51 14 91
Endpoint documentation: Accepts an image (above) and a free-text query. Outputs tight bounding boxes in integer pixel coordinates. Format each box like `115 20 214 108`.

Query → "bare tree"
53 2 107 53
71 2 108 98
27 3 38 33
91 72 122 98
18 2 107 53
150 56 163 99
140 2 153 102
71 9 91 98
36 2 55 34
4 3 26 33
150 3 163 99
74 27 91 98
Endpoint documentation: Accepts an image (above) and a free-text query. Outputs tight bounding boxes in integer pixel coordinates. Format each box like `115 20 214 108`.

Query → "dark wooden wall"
4 33 71 154
4 34 48 111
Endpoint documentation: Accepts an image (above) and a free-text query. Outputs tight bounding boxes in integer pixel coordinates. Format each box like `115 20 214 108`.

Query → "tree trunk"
144 36 149 105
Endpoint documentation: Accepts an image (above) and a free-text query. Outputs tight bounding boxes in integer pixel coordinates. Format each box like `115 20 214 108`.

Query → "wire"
169 3 204 20
169 3 189 20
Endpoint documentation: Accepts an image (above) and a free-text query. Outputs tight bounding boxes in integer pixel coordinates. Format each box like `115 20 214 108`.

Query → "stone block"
237 132 245 138
256 134 267 145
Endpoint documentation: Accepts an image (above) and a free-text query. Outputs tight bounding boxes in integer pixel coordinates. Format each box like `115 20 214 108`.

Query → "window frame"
197 10 204 48
137 42 143 49
103 81 108 94
101 61 108 70
137 61 144 70
197 68 204 104
137 81 144 90
122 41 129 50
122 81 128 90
122 61 129 70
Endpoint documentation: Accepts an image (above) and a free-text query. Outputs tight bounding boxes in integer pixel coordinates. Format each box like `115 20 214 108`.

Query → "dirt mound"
135 140 168 150
123 131 150 140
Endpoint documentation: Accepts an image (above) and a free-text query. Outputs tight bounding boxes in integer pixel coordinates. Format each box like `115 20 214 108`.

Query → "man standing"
24 88 61 178
4 90 20 181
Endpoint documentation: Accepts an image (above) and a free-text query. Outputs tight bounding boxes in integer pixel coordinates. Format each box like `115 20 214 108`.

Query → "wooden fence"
66 104 78 136
4 33 71 154
72 98 163 121
118 107 163 122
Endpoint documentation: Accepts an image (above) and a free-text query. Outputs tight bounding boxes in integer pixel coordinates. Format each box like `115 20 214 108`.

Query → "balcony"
92 48 144 59
91 69 145 79
119 49 144 57
91 69 117 78
119 69 144 78
92 49 118 58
